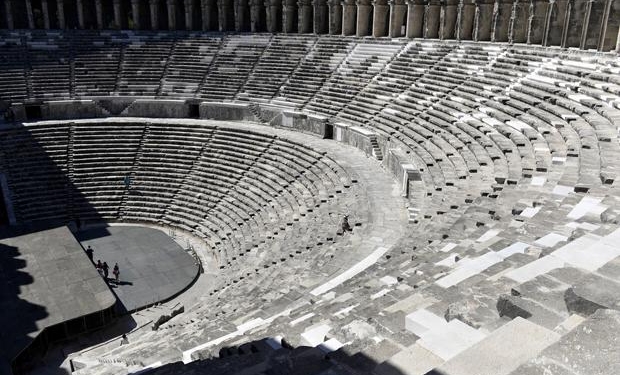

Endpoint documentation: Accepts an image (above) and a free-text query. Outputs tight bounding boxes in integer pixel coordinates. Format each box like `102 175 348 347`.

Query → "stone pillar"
132 0 142 29
58 0 66 29
424 0 441 38
527 0 545 44
234 0 246 31
95 0 104 28
77 0 85 28
313 0 329 33
388 0 407 37
356 0 372 36
298 0 313 32
150 0 160 29
42 0 51 29
113 0 123 29
282 0 297 32
26 0 35 29
341 0 356 34
474 0 494 41
167 0 177 29
616 26 620 53
187 0 195 30
597 0 612 51
560 0 571 48
373 0 389 36
458 0 476 39
406 0 425 37
250 0 263 31
218 0 232 30
579 0 593 49
265 0 281 31
4 0 13 30
440 0 459 39
328 0 342 33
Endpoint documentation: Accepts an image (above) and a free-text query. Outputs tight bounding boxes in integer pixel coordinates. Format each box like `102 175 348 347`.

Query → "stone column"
282 0 297 33
406 0 425 38
356 0 372 36
560 0 571 48
185 0 194 29
218 0 232 30
201 0 213 30
264 0 281 32
388 0 407 37
298 0 313 32
341 0 356 35
234 0 246 31
458 0 476 39
150 0 160 29
250 0 262 31
167 0 177 29
113 0 123 29
42 0 51 29
131 0 141 29
440 0 458 39
313 0 329 33
58 0 66 29
527 0 544 44
4 0 13 30
373 0 389 36
77 0 85 28
579 0 593 49
26 0 35 29
616 26 620 53
96 0 104 28
597 0 612 51
424 0 441 38
474 0 494 41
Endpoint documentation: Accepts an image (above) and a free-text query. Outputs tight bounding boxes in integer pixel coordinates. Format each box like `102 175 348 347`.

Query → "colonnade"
1 0 619 51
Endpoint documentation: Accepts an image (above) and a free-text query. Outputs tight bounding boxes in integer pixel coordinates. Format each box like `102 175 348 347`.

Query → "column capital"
298 0 313 5
341 0 356 5
264 0 282 6
312 0 327 5
372 0 388 4
356 0 372 5
388 0 406 5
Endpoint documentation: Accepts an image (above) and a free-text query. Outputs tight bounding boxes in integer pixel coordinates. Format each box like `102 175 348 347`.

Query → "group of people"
85 245 121 284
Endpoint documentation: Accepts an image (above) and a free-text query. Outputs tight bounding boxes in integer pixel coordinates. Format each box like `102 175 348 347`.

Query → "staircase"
248 103 270 123
369 135 383 161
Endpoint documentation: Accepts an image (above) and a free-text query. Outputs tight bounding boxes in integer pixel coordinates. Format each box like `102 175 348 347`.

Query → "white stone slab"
440 242 458 252
435 317 560 375
405 309 447 336
301 324 332 346
477 229 500 243
504 255 566 283
534 233 569 248
371 288 391 300
317 338 344 353
520 206 541 218
376 343 443 375
567 196 604 220
380 276 399 285
436 254 460 267
418 319 486 360
565 221 600 231
436 252 503 288
552 185 573 196
334 304 359 317
531 176 547 186
310 246 389 296
496 242 529 258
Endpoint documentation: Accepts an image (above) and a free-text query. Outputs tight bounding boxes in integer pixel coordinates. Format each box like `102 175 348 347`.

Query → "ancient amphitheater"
0 1 619 375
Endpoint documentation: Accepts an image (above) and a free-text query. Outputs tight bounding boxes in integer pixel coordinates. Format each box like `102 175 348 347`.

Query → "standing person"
113 263 120 284
341 215 352 233
102 262 110 280
85 245 94 262
96 260 103 276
